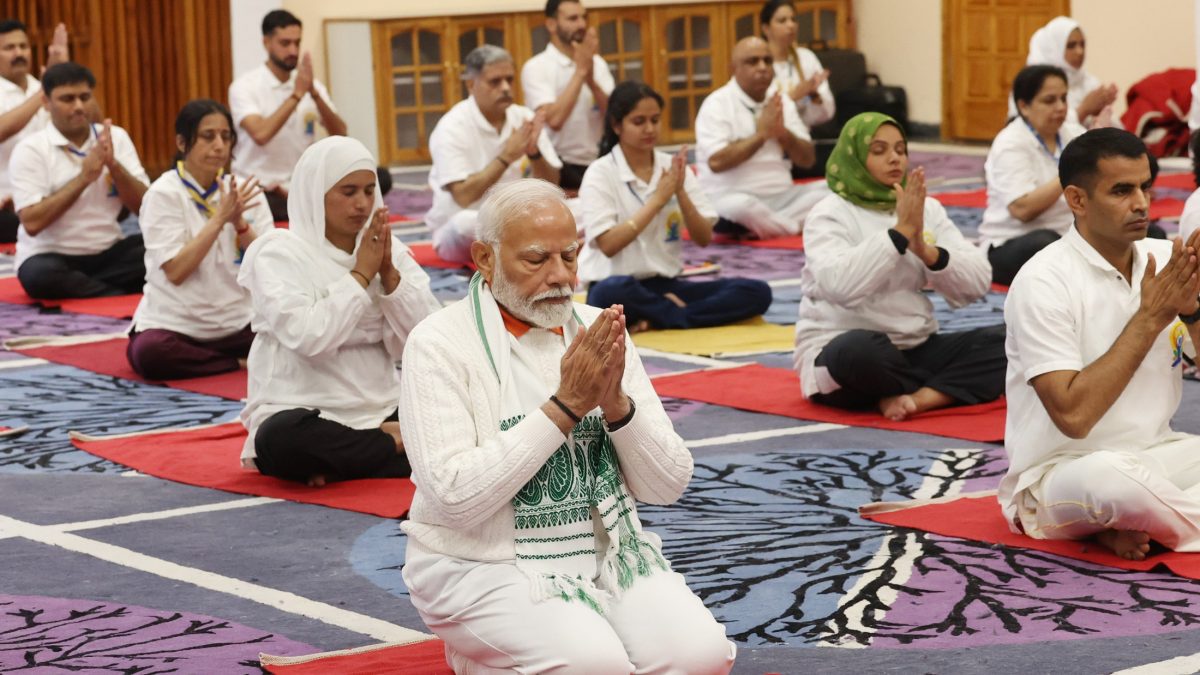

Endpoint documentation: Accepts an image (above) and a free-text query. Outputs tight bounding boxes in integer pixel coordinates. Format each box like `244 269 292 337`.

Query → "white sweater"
399 299 694 561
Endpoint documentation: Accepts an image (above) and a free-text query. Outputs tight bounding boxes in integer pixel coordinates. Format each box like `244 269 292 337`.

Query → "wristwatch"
1180 301 1200 325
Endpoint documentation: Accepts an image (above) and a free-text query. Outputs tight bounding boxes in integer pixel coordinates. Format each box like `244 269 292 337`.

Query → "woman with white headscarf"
1016 16 1118 126
237 136 442 486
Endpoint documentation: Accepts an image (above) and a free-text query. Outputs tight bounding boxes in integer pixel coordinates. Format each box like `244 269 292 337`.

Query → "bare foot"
628 319 652 334
879 394 918 421
1095 529 1151 560
381 421 405 453
663 292 687 308
306 474 326 488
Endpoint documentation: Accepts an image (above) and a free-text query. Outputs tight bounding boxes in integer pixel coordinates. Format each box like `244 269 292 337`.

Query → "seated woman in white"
579 81 771 331
981 65 1086 286
794 112 1002 421
759 0 834 130
1180 132 1200 243
1016 16 1117 127
237 136 441 486
128 99 272 381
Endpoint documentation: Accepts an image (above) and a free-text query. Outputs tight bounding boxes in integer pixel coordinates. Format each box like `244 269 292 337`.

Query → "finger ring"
372 235 379 242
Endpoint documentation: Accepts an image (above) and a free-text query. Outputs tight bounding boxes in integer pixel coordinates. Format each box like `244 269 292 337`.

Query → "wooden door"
374 20 451 164
943 0 1069 140
727 2 762 42
591 8 652 86
651 4 726 144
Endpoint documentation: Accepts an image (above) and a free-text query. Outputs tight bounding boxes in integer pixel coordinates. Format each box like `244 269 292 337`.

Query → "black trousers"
559 162 589 192
253 408 411 484
265 188 289 223
987 229 1061 286
0 203 17 243
810 326 1007 411
17 234 146 299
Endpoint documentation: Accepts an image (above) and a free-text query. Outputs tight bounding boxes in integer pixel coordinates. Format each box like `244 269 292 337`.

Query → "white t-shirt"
979 116 1085 249
771 46 835 129
425 97 562 231
0 74 47 202
132 168 275 339
999 227 1186 531
793 192 992 397
577 146 716 283
228 64 336 189
520 45 614 166
10 122 149 269
695 78 811 198
1179 187 1200 242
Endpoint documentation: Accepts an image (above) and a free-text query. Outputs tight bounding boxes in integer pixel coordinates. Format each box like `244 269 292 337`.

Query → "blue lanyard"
175 161 222 217
1023 119 1061 161
61 124 98 159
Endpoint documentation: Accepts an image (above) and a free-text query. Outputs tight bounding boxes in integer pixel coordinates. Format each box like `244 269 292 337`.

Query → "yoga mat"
860 490 1200 579
0 276 140 318
408 241 474 270
632 317 793 357
71 423 417 519
652 363 1007 442
932 188 987 209
0 425 29 438
261 639 450 674
1150 197 1186 221
0 242 13 255
1156 172 1195 191
684 229 805 250
7 334 247 400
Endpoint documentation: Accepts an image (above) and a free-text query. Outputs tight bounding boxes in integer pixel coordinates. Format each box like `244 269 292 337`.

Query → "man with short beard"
521 0 614 191
228 9 346 222
0 20 68 243
398 179 735 674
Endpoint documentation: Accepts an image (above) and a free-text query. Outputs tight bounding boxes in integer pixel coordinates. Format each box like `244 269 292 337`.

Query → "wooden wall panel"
0 0 233 177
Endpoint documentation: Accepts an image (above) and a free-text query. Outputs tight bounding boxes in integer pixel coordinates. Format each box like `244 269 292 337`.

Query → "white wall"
325 21 379 157
230 0 281 79
852 0 941 125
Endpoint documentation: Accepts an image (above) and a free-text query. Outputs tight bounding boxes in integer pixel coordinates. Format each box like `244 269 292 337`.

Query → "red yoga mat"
932 188 987 209
262 639 449 674
408 241 474 270
0 242 14 255
1156 172 1195 191
72 422 416 519
861 493 1200 579
652 364 1006 443
1150 197 1186 220
0 276 141 318
682 228 805 250
11 336 247 400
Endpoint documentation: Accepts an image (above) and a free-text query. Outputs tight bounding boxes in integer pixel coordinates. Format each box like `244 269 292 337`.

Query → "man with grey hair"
399 178 735 673
425 45 562 264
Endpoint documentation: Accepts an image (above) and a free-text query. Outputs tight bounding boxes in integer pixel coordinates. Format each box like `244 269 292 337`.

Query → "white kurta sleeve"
399 322 569 530
803 199 907 307
378 241 442 360
111 126 150 186
247 243 373 358
923 198 992 307
1006 272 1085 381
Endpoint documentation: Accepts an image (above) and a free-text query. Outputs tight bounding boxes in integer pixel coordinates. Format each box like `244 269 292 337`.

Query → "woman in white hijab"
237 136 442 486
1020 16 1118 126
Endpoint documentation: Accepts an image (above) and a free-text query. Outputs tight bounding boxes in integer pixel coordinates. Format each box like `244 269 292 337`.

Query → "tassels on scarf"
526 569 609 615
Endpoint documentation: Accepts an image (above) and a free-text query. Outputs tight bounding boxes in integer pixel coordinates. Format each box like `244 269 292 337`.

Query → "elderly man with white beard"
398 178 735 674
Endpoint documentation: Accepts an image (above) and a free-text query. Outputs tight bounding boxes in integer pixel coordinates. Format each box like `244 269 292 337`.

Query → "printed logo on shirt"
665 210 681 242
105 172 117 197
923 230 937 246
1170 320 1187 368
520 157 532 178
303 112 317 137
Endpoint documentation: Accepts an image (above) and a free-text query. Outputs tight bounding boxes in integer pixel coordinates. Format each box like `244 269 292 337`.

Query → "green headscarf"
825 112 906 211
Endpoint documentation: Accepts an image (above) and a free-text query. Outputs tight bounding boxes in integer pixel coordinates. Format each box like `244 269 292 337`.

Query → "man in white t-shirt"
426 45 561 264
520 0 614 191
695 36 826 240
1001 128 1200 562
228 9 346 222
0 19 68 243
11 62 149 299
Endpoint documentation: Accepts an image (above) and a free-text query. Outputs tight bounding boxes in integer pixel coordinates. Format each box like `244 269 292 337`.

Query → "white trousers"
1030 434 1200 551
712 181 829 238
403 543 736 675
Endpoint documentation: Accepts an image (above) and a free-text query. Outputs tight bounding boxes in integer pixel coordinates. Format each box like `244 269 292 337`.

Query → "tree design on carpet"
681 243 801 281
0 595 312 672
0 303 129 342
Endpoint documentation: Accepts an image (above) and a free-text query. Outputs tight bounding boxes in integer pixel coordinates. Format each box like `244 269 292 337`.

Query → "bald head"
731 37 774 101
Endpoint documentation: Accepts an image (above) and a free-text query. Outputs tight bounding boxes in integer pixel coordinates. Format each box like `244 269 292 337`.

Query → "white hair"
475 178 568 246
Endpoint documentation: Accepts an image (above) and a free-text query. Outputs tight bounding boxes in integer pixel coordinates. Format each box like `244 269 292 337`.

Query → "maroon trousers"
126 326 254 381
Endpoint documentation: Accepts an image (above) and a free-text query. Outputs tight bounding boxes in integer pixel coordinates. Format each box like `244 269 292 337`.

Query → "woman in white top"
1179 133 1200 243
981 65 1086 286
794 112 1002 421
759 0 834 131
127 100 271 380
579 81 771 331
1023 16 1117 127
238 136 441 486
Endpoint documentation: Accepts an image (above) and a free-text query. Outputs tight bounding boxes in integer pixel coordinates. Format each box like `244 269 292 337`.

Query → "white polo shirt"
1179 187 1200 243
999 227 1186 531
695 78 810 198
10 122 149 270
772 46 835 129
0 73 47 202
425 96 561 231
521 44 614 166
577 145 716 283
228 64 336 190
132 167 276 339
979 116 1085 249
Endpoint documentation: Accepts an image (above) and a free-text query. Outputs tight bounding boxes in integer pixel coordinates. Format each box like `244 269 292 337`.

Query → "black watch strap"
1180 304 1200 325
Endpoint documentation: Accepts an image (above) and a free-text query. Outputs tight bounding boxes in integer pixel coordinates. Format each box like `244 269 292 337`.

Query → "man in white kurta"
695 37 825 239
1000 128 1200 561
426 45 561 264
520 0 614 190
400 179 734 674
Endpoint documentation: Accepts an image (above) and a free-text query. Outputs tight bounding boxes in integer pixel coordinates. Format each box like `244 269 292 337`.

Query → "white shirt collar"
0 73 32 95
46 121 96 151
468 96 511 136
544 42 574 67
729 78 764 110
1063 224 1148 282
261 63 296 89
611 144 668 188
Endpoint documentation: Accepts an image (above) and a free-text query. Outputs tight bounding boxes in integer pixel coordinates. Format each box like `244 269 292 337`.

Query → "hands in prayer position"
352 207 401 294
1138 227 1200 331
45 23 69 69
892 167 940 267
573 28 599 79
650 146 689 208
791 68 830 103
756 92 787 143
499 113 546 165
1079 82 1119 121
294 52 315 99
554 305 629 424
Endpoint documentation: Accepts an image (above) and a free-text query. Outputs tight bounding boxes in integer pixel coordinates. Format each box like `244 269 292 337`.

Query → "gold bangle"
624 218 638 234
350 270 370 286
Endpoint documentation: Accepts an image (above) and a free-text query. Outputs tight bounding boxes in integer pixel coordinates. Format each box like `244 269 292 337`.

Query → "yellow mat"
631 316 793 357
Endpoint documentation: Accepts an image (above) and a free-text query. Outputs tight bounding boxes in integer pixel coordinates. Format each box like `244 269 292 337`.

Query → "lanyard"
175 161 223 217
61 124 98 159
1023 119 1062 161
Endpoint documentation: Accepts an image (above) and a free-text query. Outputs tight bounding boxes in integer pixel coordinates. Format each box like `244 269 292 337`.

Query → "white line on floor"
636 347 744 370
685 423 845 448
57 496 281 532
0 357 47 370
908 141 990 157
0 513 430 643
767 278 803 289
1111 652 1200 675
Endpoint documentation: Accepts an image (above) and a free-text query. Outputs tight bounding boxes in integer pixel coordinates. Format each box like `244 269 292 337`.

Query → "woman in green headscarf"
792 112 1005 421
